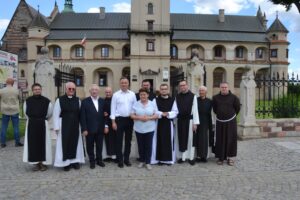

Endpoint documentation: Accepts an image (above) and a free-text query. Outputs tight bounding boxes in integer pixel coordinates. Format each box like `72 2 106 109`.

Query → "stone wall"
257 118 300 138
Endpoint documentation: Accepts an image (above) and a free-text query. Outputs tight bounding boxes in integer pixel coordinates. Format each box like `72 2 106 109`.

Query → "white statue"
34 47 56 102
187 49 205 94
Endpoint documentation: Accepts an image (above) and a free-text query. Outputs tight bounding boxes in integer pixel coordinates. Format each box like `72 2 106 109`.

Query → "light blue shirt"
131 100 157 134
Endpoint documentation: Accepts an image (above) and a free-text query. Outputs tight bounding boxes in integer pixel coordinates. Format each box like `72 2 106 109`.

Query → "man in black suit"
80 84 107 169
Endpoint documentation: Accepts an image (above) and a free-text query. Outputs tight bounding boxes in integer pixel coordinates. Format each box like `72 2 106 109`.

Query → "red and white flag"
80 35 87 46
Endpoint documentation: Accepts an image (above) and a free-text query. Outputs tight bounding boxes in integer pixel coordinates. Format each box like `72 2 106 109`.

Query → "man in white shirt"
110 77 136 168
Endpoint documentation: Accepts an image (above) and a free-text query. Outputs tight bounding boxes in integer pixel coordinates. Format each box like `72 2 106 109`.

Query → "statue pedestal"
238 67 261 140
238 124 261 140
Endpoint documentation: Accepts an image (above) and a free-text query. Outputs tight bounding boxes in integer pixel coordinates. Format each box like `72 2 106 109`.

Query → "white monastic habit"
53 98 85 167
175 95 199 161
151 99 178 164
23 102 53 165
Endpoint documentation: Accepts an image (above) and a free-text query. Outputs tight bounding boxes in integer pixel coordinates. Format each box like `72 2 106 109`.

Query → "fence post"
238 68 261 140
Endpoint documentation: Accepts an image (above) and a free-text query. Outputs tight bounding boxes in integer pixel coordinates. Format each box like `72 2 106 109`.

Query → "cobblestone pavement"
1 137 300 200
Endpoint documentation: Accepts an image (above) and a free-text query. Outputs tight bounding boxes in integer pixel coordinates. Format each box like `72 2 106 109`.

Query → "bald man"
53 82 85 171
0 78 23 148
103 87 117 162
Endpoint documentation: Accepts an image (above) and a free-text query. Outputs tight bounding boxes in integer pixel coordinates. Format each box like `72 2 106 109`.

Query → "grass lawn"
0 117 26 142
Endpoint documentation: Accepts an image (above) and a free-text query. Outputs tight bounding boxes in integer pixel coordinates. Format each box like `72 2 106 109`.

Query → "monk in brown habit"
212 82 240 166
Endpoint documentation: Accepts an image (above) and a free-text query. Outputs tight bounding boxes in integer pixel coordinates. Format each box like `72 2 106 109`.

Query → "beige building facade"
1 0 289 98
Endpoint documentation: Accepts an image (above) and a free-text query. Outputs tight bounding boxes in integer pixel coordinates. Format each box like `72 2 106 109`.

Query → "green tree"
269 0 300 13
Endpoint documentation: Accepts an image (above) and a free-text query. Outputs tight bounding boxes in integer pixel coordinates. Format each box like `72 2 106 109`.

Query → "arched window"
148 3 153 14
71 68 84 86
235 47 244 58
213 67 226 87
122 67 130 81
214 45 225 58
53 46 61 58
255 47 265 59
101 46 109 57
123 45 130 59
234 68 244 88
75 46 84 57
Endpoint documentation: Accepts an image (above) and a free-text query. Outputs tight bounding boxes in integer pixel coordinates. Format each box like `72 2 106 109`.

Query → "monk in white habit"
53 82 85 171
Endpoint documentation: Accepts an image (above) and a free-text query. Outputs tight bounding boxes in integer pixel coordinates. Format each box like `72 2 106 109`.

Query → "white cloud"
182 0 300 32
112 2 131 13
250 2 300 33
183 0 249 14
87 7 100 13
0 19 9 31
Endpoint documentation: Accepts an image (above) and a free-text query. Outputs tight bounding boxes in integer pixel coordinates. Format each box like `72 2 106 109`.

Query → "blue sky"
1 0 299 74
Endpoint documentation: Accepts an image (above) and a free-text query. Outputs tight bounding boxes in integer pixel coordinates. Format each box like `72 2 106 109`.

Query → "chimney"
218 9 225 23
100 7 105 19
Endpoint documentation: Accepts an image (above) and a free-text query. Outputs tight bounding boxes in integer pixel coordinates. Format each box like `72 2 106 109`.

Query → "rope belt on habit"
216 114 236 122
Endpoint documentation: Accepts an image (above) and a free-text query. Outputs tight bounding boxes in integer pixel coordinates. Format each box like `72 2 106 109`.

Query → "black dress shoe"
196 157 202 163
1 144 6 148
97 161 105 167
63 165 71 171
15 142 23 147
71 163 80 170
200 158 207 163
177 159 184 164
124 161 131 167
118 162 124 168
188 159 195 165
90 163 95 169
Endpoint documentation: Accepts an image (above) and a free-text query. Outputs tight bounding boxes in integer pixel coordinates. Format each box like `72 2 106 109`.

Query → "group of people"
1 77 240 172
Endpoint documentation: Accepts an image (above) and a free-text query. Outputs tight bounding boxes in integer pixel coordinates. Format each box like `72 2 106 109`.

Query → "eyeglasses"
68 88 75 91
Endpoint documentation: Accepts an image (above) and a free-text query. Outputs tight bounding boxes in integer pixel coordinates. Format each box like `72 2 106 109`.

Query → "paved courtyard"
1 137 300 200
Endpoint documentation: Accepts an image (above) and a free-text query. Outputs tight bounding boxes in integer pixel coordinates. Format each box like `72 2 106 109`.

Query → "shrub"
272 95 300 118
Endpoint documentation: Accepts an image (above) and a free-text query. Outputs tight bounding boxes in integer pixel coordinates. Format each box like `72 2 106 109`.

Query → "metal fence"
255 72 300 118
54 63 82 97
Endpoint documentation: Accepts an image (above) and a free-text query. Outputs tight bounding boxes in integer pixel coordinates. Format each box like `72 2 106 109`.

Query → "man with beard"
175 80 199 165
53 82 85 171
23 83 53 171
151 84 178 165
212 82 240 166
136 79 156 101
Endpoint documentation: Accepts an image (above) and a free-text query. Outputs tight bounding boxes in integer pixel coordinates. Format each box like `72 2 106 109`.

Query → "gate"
54 63 81 97
255 72 300 118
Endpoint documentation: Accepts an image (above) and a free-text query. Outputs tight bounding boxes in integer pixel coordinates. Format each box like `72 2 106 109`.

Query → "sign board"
18 78 28 91
0 50 18 89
